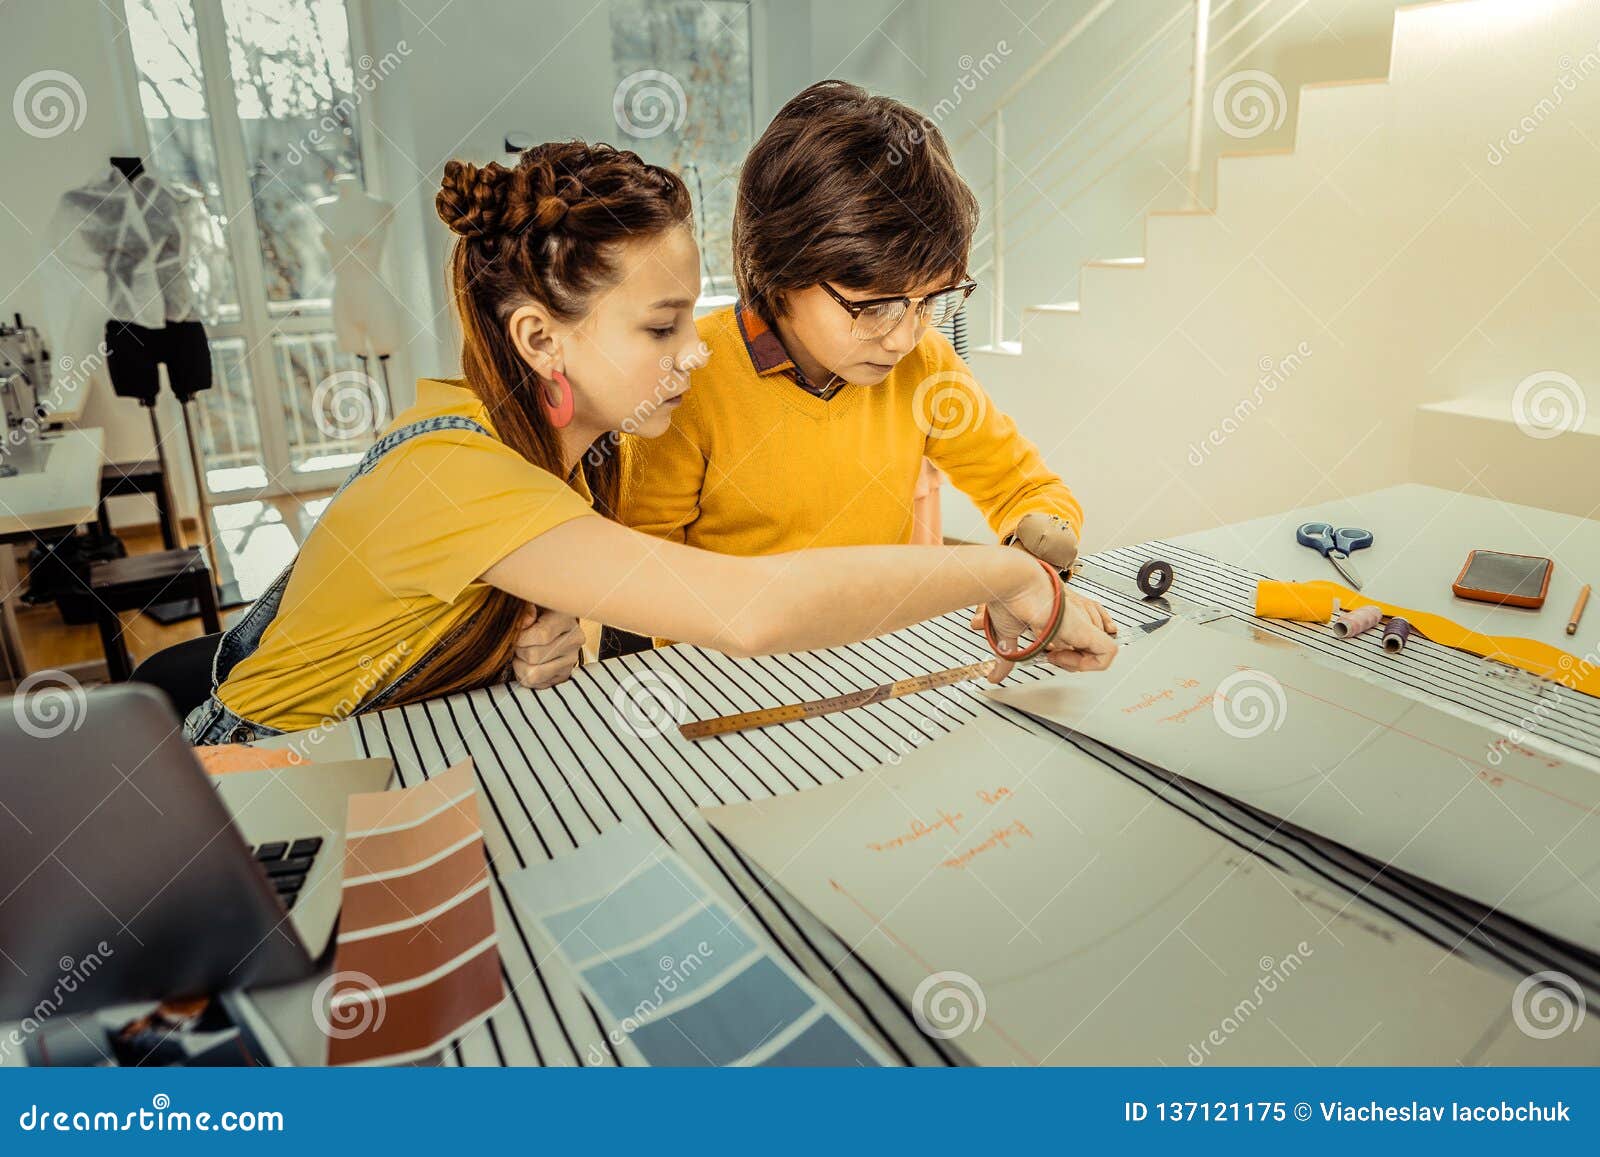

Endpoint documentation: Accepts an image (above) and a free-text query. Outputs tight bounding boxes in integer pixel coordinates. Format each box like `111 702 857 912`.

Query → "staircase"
940 0 1600 547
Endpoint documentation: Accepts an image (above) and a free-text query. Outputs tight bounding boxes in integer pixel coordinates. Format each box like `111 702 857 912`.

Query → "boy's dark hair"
733 80 979 324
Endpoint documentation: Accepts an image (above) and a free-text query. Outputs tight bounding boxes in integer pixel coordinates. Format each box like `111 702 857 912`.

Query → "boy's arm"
617 420 707 544
917 337 1084 544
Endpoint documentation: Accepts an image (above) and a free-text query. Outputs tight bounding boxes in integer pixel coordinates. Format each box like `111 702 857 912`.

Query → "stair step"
1084 257 1145 268
1026 302 1081 314
1412 398 1597 520
1299 76 1388 92
973 341 1023 357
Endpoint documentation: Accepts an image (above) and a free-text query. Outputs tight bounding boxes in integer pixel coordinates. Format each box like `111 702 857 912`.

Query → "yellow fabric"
217 378 597 733
1254 579 1600 700
621 306 1083 554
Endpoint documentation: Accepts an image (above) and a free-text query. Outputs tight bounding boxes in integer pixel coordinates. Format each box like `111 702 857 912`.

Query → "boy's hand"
511 605 584 689
1012 511 1080 572
967 514 1111 637
968 587 1117 637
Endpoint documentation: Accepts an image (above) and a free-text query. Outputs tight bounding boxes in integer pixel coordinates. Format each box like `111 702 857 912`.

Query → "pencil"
1568 585 1591 636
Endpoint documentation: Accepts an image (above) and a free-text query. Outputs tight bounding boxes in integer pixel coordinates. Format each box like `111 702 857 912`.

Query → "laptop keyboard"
250 837 324 911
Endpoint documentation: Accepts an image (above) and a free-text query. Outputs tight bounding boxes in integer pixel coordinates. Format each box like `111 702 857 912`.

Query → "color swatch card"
325 759 505 1066
505 826 888 1067
703 717 1600 1066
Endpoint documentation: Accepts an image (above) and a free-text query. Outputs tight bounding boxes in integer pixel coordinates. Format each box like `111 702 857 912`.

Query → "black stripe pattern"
352 544 1600 1066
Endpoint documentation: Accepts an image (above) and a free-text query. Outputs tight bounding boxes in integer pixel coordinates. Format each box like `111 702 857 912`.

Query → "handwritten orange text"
1121 688 1175 714
1158 694 1219 724
941 820 1034 869
866 808 964 853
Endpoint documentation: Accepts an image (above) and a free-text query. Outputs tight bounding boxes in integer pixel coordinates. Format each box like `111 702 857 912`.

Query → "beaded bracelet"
982 560 1067 662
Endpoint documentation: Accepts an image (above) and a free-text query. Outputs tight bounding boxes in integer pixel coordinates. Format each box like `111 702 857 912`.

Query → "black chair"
129 630 223 720
98 460 178 550
89 548 221 682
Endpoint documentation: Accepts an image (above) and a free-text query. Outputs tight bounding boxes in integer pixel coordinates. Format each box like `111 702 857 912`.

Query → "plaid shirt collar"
734 303 847 401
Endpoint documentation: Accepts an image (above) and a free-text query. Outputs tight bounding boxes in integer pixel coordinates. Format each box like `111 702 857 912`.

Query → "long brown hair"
385 141 690 708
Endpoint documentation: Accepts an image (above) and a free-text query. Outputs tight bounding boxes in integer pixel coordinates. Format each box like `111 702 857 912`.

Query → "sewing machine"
0 315 54 478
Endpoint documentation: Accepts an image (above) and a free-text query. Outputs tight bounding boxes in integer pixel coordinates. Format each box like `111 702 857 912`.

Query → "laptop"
0 683 391 1021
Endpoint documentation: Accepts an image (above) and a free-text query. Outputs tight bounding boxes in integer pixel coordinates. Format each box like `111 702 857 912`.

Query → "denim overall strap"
204 415 493 709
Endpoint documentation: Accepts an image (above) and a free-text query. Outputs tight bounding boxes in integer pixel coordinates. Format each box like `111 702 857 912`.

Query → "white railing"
963 0 1317 345
192 330 371 493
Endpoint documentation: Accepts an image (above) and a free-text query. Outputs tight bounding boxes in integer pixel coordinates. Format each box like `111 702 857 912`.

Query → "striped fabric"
349 543 1600 1067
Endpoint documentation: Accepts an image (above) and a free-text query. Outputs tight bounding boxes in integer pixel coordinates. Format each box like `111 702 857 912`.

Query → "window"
125 0 380 495
609 0 753 300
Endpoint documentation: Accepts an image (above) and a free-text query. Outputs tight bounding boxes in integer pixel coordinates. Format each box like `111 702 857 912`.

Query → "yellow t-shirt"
216 378 596 733
620 306 1083 554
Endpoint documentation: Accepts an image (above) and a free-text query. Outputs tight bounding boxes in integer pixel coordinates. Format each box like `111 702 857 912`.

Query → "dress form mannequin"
52 158 228 602
314 176 406 415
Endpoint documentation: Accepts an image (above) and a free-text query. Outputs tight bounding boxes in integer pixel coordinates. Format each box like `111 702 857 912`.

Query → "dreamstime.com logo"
13 69 86 138
1188 341 1313 466
17 1094 283 1134
12 670 88 739
1510 370 1587 440
613 70 687 139
912 371 987 440
314 370 389 440
584 943 716 1063
312 966 387 1043
585 342 710 468
1187 943 1314 1064
1212 70 1287 140
912 970 987 1039
1486 42 1600 165
885 42 1012 165
0 943 115 1064
610 669 690 739
1511 970 1587 1040
1212 669 1288 739
283 40 412 166
312 970 387 1040
1 343 106 464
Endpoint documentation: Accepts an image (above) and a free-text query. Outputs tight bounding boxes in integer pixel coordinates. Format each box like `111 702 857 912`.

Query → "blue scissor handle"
1296 521 1373 557
1337 527 1374 555
1296 521 1337 556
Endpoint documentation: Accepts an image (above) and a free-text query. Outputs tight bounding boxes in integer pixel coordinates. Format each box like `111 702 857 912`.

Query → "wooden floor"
7 489 334 682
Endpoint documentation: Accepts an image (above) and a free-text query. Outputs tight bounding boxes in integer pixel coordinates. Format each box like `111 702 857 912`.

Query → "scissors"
1295 521 1374 590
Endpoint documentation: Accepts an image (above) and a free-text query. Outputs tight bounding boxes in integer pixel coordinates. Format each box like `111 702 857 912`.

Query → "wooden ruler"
678 660 996 741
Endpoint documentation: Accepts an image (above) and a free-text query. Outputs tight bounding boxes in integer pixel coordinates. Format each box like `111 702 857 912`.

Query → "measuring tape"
678 660 996 741
677 614 1175 742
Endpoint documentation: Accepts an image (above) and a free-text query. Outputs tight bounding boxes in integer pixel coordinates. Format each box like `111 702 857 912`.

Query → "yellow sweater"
621 307 1082 554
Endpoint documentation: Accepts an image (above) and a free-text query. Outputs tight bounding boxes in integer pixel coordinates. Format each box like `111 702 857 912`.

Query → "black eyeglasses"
821 279 978 341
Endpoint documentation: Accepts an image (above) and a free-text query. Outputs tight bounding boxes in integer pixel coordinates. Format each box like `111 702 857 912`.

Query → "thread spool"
1383 616 1412 653
1136 559 1174 599
1331 604 1382 639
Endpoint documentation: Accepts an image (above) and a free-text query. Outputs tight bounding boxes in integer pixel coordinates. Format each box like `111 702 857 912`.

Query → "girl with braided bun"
185 141 1116 744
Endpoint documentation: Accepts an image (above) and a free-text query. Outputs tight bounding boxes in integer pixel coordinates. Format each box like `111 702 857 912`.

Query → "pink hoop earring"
542 369 575 429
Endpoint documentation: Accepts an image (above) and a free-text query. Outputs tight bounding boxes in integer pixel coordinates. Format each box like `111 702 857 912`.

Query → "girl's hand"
511 605 585 689
968 586 1117 637
981 565 1119 682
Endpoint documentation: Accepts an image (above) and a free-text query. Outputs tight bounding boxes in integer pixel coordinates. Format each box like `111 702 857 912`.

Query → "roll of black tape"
1137 559 1174 599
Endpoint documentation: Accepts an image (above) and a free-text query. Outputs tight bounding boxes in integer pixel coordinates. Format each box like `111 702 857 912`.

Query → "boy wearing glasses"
622 80 1093 594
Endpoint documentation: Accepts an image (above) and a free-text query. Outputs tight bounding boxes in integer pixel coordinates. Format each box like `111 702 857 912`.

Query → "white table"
0 427 105 685
235 484 1600 1066
1171 483 1599 652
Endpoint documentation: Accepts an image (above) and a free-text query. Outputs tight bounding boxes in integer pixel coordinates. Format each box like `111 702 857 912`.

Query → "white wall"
941 0 1600 548
919 0 1414 345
